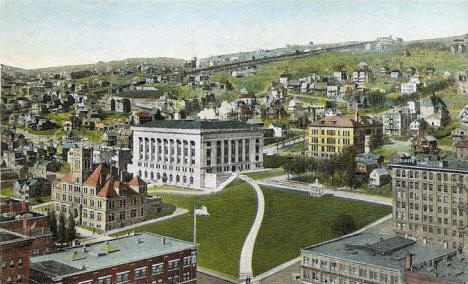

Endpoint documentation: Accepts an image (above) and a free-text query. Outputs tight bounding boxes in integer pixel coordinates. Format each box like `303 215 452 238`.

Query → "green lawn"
44 111 75 126
244 169 286 180
373 143 411 160
113 179 256 278
252 186 392 275
284 141 307 153
0 187 14 197
360 183 393 198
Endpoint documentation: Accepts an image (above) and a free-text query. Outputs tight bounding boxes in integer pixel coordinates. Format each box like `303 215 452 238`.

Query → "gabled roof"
62 173 73 183
455 140 468 149
129 176 147 187
83 164 109 188
309 116 362 128
97 179 119 198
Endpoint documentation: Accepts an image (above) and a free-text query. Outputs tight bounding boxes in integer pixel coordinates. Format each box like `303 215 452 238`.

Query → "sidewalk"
258 175 391 206
238 175 265 280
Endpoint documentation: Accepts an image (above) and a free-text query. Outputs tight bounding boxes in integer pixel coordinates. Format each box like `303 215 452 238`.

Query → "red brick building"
0 197 53 255
0 228 34 284
30 232 197 284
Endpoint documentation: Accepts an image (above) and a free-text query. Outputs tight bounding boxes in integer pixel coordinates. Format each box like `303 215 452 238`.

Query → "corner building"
389 155 468 251
128 120 264 189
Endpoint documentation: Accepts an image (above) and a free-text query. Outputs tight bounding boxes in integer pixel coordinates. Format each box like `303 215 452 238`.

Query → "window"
97 276 112 284
183 256 191 267
17 258 22 268
168 260 180 270
320 260 327 269
135 267 147 279
152 263 163 274
116 271 130 283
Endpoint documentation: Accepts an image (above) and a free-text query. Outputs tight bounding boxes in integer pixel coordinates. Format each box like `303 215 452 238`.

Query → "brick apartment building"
0 197 52 255
388 155 468 251
30 232 197 284
0 228 34 284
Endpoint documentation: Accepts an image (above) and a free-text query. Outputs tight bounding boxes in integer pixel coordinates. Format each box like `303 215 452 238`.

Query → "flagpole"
193 205 196 245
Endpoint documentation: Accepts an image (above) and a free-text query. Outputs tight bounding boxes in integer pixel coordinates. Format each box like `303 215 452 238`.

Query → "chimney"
9 202 13 212
21 200 28 212
405 253 414 271
355 111 360 122
22 214 28 231
163 237 167 245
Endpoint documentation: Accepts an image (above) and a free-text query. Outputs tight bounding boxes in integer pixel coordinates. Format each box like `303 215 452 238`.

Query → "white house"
326 86 339 98
268 123 285 138
369 168 391 187
401 81 418 95
426 113 442 127
410 120 423 137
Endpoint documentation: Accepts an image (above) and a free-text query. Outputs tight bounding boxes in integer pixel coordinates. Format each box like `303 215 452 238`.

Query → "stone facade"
52 147 148 231
128 120 264 189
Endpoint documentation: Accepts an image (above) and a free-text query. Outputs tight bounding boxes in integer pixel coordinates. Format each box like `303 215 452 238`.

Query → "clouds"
1 1 467 69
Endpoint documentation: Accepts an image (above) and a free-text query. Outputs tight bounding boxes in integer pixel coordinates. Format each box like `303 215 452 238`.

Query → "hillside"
30 57 185 73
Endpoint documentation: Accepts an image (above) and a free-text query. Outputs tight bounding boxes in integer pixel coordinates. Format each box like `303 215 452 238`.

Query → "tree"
332 214 356 235
49 209 58 240
66 213 76 243
57 212 67 243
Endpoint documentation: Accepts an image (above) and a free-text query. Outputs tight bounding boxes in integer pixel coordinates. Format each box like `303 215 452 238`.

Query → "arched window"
176 175 180 182
183 176 187 183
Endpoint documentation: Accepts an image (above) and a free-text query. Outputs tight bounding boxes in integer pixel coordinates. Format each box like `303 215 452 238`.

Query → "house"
131 111 153 125
451 128 468 143
369 168 391 187
31 159 59 179
390 70 400 80
400 81 418 95
411 136 438 154
279 70 291 86
459 104 468 124
409 119 426 137
420 96 450 127
455 139 468 161
333 66 346 81
382 110 412 137
102 131 118 146
326 85 339 98
13 178 52 200
348 95 368 111
268 123 285 138
355 153 383 175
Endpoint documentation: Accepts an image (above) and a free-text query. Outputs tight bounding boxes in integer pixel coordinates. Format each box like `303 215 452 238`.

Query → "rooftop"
389 155 468 172
302 233 453 271
411 253 468 282
30 232 195 279
140 119 254 130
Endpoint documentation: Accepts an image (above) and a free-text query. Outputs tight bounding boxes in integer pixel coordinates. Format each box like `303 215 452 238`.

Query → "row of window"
395 169 466 183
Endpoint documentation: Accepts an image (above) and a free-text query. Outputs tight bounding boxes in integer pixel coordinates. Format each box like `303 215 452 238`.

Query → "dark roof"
30 260 83 277
140 120 253 130
0 231 21 242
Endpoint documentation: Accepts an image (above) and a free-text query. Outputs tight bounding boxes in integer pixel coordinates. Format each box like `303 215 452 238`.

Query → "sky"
1 1 467 69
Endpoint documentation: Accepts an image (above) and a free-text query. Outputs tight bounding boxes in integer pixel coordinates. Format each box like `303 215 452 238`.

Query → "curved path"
238 175 265 280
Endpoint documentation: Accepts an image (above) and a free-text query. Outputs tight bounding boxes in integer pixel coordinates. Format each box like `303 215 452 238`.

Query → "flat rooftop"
0 211 44 223
0 197 23 205
0 228 29 245
140 119 255 130
412 253 468 282
389 155 468 172
302 233 454 272
31 232 195 278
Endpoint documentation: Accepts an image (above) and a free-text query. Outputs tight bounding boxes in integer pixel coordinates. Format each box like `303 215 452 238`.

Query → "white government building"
128 120 264 189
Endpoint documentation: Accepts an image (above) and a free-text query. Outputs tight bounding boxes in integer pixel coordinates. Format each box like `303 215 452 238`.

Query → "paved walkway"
238 175 265 280
149 174 239 196
258 175 391 206
104 208 188 236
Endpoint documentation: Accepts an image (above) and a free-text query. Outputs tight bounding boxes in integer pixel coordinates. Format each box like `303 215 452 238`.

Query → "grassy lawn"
74 130 103 142
78 225 105 235
360 183 393 198
244 169 286 180
0 187 14 197
284 141 307 153
372 143 411 160
44 111 75 126
112 179 256 278
101 112 131 124
148 185 200 193
252 186 392 275
30 196 51 205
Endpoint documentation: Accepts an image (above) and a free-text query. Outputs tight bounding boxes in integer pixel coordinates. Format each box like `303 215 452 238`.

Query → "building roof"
389 155 468 172
30 232 195 279
309 116 362 128
128 176 146 187
411 253 468 282
302 233 454 272
456 140 468 149
371 168 389 176
140 119 253 130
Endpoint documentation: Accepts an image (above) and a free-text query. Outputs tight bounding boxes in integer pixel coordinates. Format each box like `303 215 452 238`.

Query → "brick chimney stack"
405 253 414 271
